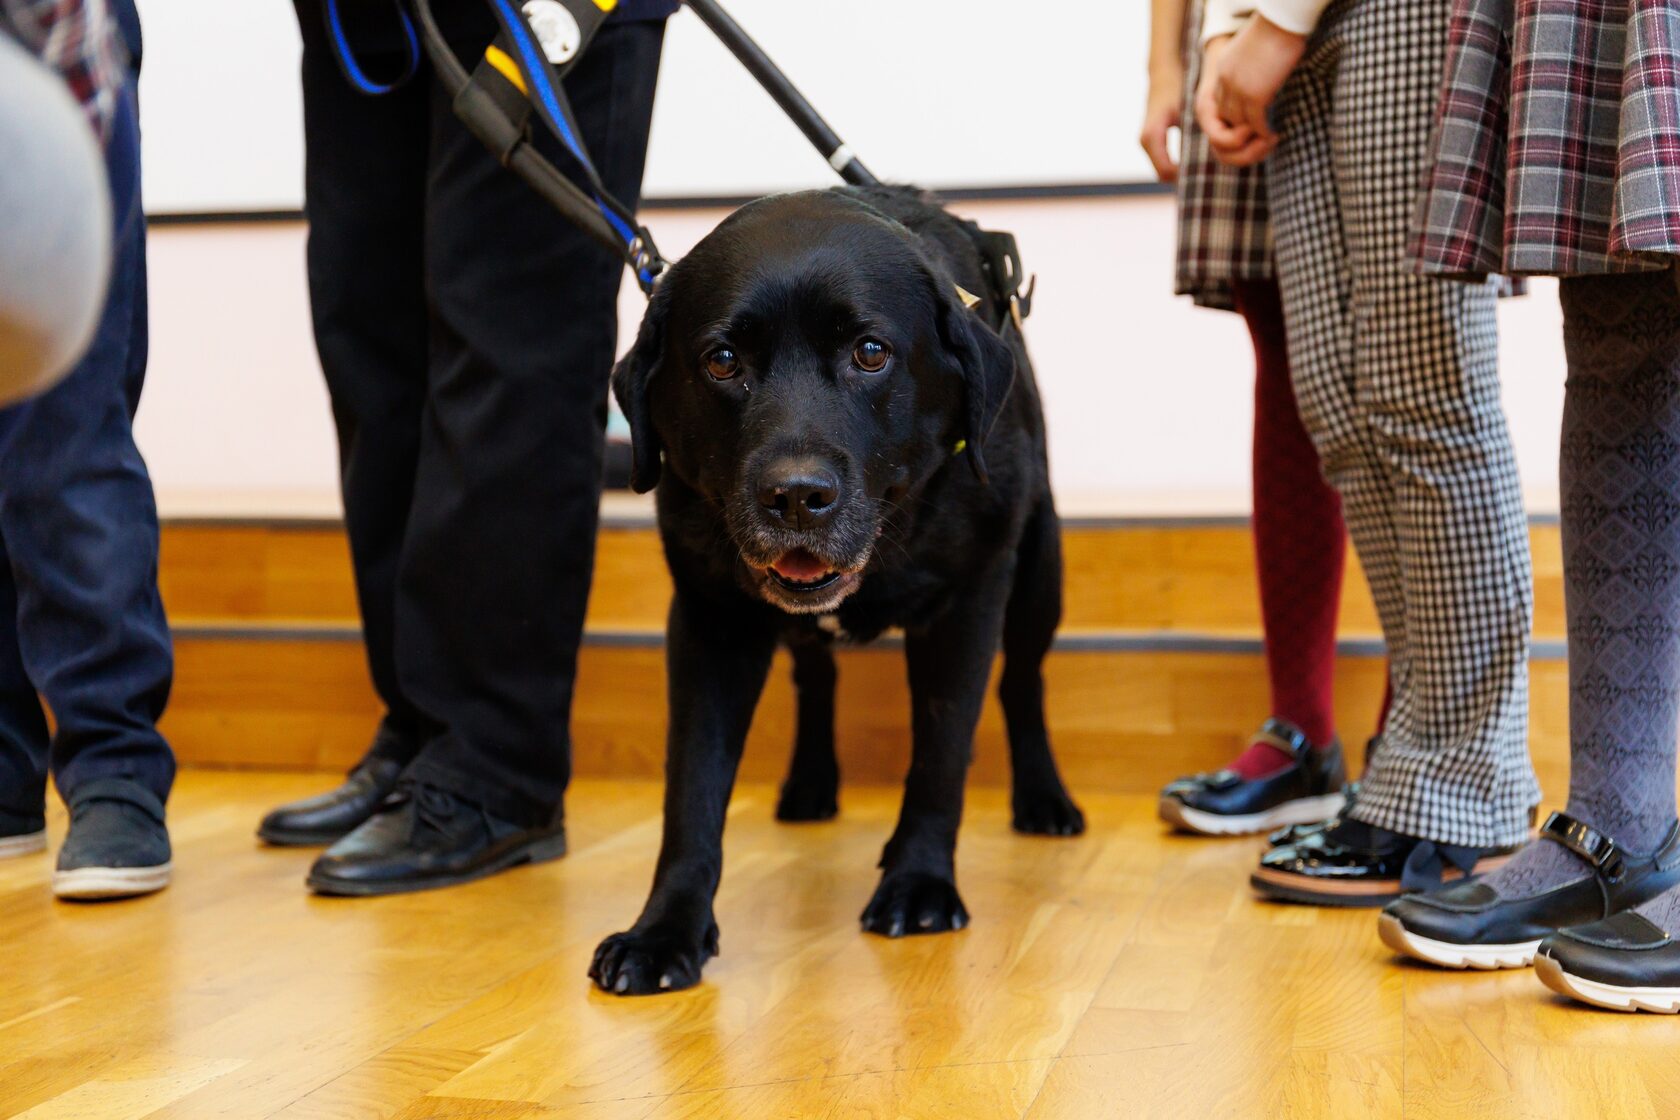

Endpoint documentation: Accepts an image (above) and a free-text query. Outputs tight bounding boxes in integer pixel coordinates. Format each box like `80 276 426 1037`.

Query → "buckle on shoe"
1254 719 1313 761
1541 811 1626 883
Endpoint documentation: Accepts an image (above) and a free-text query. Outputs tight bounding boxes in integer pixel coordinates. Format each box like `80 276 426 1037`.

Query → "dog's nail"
918 914 935 929
615 974 630 993
660 973 673 990
889 917 905 937
952 913 968 930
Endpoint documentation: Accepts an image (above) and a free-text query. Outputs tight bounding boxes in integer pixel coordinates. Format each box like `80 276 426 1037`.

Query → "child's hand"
1195 15 1307 168
1139 65 1184 182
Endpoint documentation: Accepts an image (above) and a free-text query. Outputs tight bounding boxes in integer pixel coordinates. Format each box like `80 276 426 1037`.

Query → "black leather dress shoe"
1536 910 1680 1012
1253 818 1520 908
1379 814 1680 970
1158 719 1347 836
306 783 567 897
258 756 406 846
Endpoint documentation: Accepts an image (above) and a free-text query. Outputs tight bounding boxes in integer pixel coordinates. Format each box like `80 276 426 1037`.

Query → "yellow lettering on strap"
484 45 528 94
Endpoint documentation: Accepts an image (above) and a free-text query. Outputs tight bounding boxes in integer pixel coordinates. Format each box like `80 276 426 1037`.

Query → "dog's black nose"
757 459 841 531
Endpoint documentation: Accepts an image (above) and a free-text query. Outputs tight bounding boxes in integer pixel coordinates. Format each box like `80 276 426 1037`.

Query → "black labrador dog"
591 186 1083 995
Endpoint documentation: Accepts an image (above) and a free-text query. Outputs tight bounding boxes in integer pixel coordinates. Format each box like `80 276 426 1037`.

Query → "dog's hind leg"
590 595 777 996
776 636 840 822
999 499 1086 836
861 567 1014 939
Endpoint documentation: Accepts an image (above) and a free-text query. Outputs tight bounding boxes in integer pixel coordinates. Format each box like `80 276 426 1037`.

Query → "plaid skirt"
1412 0 1680 277
1173 0 1273 310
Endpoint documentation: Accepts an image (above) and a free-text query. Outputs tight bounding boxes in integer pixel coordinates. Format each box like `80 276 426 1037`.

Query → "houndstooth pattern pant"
1267 0 1540 847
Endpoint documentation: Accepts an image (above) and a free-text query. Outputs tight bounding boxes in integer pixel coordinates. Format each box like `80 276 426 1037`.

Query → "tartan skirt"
1173 0 1274 310
1412 0 1680 278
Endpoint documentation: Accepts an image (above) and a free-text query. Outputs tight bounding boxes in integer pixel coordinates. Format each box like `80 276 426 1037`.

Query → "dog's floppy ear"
932 272 1017 485
611 279 674 494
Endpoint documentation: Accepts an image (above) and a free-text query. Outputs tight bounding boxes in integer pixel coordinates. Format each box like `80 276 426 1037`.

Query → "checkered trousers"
1268 0 1541 847
1174 0 1273 311
1412 0 1680 277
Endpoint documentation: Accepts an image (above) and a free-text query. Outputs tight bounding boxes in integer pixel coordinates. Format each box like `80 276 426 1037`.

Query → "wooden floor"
8 773 1680 1119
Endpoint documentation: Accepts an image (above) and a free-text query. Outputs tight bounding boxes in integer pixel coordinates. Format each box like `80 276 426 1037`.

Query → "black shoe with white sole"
54 779 172 900
1536 912 1680 1013
0 803 47 859
1159 719 1346 837
1379 815 1680 970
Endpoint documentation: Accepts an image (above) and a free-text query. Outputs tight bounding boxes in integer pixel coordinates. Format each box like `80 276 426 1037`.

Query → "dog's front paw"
589 922 718 996
860 872 969 938
775 777 839 822
1012 786 1087 837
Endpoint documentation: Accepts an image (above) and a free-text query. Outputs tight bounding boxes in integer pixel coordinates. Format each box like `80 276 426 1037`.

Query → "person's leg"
295 0 432 756
395 16 665 825
1504 273 1680 892
257 3 438 847
0 535 50 853
1234 276 1344 769
1315 0 1536 849
1254 0 1534 906
1384 269 1680 968
1157 58 1356 839
308 16 667 894
0 57 174 896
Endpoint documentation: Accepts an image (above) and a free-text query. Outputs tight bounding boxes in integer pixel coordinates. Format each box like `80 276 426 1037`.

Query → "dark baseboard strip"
144 182 1175 227
162 510 1562 532
148 209 305 226
168 621 1568 661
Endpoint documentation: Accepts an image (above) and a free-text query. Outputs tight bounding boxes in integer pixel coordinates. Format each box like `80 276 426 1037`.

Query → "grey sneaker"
54 778 172 900
0 803 46 859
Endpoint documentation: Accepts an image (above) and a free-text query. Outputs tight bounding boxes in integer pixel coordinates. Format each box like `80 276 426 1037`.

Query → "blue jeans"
0 51 174 813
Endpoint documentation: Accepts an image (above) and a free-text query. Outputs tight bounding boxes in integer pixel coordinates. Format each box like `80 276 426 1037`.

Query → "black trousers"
294 2 664 827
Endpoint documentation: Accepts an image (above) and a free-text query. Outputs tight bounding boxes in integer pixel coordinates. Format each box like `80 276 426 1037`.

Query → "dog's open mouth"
766 548 843 593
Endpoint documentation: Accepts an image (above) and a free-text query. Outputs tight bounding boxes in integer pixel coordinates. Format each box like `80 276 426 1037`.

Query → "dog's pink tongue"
771 549 830 581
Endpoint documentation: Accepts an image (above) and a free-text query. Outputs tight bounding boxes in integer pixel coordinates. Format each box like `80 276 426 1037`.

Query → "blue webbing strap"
323 0 663 290
481 0 655 285
323 0 420 95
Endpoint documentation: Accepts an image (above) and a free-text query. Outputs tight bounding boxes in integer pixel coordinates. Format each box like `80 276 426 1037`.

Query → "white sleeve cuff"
1199 0 1255 43
1254 0 1330 35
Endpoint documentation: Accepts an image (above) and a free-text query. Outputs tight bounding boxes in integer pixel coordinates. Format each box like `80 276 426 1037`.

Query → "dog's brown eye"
705 348 741 381
852 339 890 373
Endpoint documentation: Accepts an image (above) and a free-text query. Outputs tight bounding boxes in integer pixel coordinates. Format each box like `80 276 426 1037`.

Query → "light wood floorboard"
7 771 1678 1120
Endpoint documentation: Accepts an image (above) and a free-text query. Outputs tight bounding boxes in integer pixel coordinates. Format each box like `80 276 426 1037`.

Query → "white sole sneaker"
1377 912 1539 970
1159 792 1345 837
0 829 46 858
53 861 172 900
1535 953 1680 1013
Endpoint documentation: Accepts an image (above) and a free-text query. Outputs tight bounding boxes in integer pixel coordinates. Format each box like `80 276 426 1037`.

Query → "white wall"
135 0 1152 215
138 195 1568 518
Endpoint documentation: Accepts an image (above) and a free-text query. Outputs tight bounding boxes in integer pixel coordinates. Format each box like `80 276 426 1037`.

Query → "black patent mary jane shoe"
1159 719 1346 837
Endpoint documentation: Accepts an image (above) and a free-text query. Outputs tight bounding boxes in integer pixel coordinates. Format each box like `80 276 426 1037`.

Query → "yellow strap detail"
484 45 527 94
594 0 617 9
953 439 967 455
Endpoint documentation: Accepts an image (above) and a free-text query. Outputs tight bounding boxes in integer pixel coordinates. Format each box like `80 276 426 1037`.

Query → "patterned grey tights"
1485 270 1680 902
